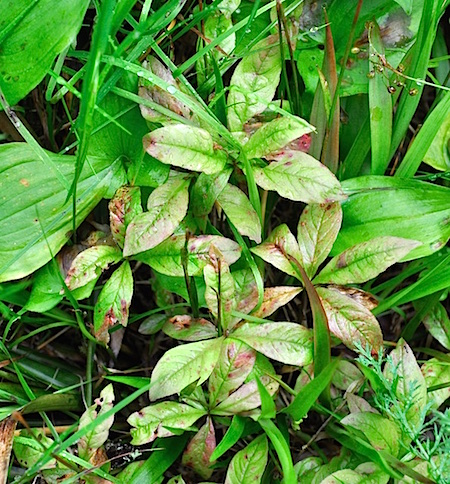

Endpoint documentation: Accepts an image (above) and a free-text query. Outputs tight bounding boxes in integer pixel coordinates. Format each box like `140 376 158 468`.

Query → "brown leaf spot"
336 253 347 269
19 178 29 187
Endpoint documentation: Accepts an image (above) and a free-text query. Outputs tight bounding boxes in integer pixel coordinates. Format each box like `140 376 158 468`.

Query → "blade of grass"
340 114 370 179
210 415 246 461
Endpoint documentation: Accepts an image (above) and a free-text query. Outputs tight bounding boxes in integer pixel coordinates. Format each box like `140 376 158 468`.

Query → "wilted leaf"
297 202 342 278
232 322 313 366
109 186 142 249
163 315 218 342
422 302 450 350
317 286 383 354
93 261 133 345
123 173 190 256
225 434 268 484
253 152 346 203
150 337 223 401
421 358 450 410
314 236 421 285
251 286 302 319
127 402 206 445
143 124 228 174
182 417 216 479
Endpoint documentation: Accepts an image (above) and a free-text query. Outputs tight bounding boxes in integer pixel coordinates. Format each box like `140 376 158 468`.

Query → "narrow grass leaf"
255 375 276 419
210 415 246 461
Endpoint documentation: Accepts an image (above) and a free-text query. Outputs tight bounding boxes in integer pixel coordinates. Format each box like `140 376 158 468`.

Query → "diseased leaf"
109 186 142 249
93 261 133 345
64 245 122 291
13 430 56 469
232 322 313 366
225 434 268 484
217 184 262 243
150 337 223 401
327 285 378 311
127 402 206 445
422 302 450 350
163 315 218 342
227 35 282 132
123 173 190 256
314 236 421 285
253 151 346 203
421 358 450 410
209 339 256 407
251 224 302 279
191 169 232 219
233 268 259 317
317 286 383 354
135 234 241 277
143 124 228 174
182 417 216 480
297 202 342 278
244 116 314 159
251 286 302 319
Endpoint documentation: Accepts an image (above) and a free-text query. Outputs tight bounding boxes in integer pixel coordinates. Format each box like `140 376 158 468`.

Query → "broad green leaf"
143 124 228 174
25 261 63 313
191 169 232 219
225 434 268 484
127 402 206 445
217 184 262 243
317 287 383 354
297 202 342 279
251 286 302 319
78 384 115 463
0 143 126 283
422 302 450 350
320 469 364 483
227 34 282 132
423 106 450 171
150 337 223 400
13 430 56 469
421 358 450 410
244 116 314 159
109 186 143 249
332 360 364 391
232 322 313 366
0 0 89 104
209 339 256 407
341 412 400 457
65 245 122 291
123 173 190 256
294 456 322 481
253 152 346 203
163 315 218 342
93 261 133 345
384 339 428 435
135 234 241 277
334 176 450 260
182 417 216 480
314 236 421 285
251 224 302 279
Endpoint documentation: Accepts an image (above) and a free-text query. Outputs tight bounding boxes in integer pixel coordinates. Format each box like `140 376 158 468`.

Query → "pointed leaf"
253 152 346 203
317 286 383 354
191 169 232 219
182 417 216 480
422 302 450 350
123 173 190 256
232 322 313 366
251 286 302 319
314 236 421 285
143 124 228 174
150 337 223 401
421 358 450 410
93 261 133 345
297 202 342 278
109 186 143 249
127 402 206 445
233 268 259 317
163 315 218 342
225 435 268 484
217 184 262 243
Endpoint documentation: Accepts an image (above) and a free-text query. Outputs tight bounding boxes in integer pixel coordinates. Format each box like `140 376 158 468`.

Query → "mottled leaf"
314 236 421 285
251 286 302 319
233 268 259 316
123 173 190 256
163 315 218 342
150 337 223 401
182 417 216 479
13 430 56 469
225 434 268 484
127 402 206 445
191 169 232 219
422 302 450 350
327 285 378 311
332 360 364 391
421 358 450 410
109 185 142 249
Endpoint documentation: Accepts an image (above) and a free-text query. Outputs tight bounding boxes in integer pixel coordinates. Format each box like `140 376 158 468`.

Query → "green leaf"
182 417 216 480
422 302 450 350
251 286 302 319
163 315 218 342
127 402 206 445
0 0 89 104
421 358 450 410
109 186 143 249
314 236 421 285
227 34 282 132
65 245 123 291
13 430 56 469
78 384 115 463
225 434 268 484
123 173 190 256
317 287 383 354
150 337 223 401
25 262 63 313
297 202 343 279
93 261 133 345
135 234 241 277
209 339 256 407
191 169 232 220
320 469 364 483
143 124 228 174
217 184 262 243
0 143 126 283
253 152 346 203
422 103 450 171
251 224 302 279
232 322 313 366
244 116 314 160
210 415 246 461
